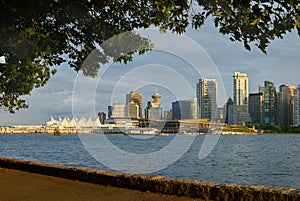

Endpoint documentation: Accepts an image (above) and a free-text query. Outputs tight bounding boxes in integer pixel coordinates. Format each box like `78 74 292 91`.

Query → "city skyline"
102 74 300 127
0 22 299 125
1 66 299 126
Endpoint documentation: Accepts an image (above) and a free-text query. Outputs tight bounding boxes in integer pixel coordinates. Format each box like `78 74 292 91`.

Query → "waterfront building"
98 112 106 124
261 81 277 125
277 84 296 126
145 91 163 120
111 103 126 118
172 100 193 120
163 109 172 120
233 72 249 107
191 98 197 119
249 93 264 124
217 107 225 123
294 85 300 126
196 78 217 121
224 97 234 124
232 72 251 124
46 116 101 128
126 101 139 119
126 91 142 118
107 106 113 119
227 105 251 125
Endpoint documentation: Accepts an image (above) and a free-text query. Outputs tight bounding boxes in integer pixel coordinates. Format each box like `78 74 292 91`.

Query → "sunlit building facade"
196 78 217 121
231 72 251 124
111 103 126 118
233 72 249 107
294 85 300 126
145 91 163 120
277 84 296 126
126 91 142 119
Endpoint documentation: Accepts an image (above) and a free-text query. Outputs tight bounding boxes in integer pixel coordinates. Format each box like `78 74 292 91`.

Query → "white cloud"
1 23 299 125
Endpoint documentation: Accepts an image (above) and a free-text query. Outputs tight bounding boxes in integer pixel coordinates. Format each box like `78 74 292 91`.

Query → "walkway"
0 168 203 201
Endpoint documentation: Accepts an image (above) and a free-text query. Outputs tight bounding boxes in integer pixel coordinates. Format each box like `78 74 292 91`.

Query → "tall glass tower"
263 81 277 125
196 78 217 121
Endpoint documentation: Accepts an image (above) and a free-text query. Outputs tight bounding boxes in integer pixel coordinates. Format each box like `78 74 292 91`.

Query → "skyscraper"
191 98 197 119
111 103 126 118
231 72 251 124
294 85 300 126
249 93 264 124
172 100 192 120
233 72 249 107
196 78 217 120
224 97 234 124
262 81 277 125
277 84 296 126
126 101 139 119
126 91 142 118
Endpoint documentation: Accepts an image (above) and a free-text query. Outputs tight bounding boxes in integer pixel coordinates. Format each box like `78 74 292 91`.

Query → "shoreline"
0 132 299 135
0 157 299 200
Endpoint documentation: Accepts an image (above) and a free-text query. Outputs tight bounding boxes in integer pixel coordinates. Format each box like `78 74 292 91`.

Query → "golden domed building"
145 90 163 120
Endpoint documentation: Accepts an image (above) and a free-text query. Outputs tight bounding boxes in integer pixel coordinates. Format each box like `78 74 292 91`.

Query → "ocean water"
0 134 299 190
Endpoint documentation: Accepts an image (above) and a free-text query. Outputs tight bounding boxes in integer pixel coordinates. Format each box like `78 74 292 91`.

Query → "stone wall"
0 157 299 201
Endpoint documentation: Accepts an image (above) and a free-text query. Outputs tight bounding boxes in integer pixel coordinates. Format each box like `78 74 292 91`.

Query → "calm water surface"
0 134 299 190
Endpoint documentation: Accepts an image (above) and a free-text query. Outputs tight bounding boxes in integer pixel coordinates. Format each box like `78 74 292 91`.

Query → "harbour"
0 133 299 190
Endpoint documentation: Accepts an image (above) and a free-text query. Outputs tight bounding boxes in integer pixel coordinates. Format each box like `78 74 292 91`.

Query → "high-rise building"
259 84 265 93
249 93 264 124
262 81 277 125
224 97 234 124
98 112 106 124
277 84 296 126
294 85 300 126
231 72 251 124
111 103 126 118
163 109 172 120
191 98 197 119
233 72 249 107
145 91 162 120
172 100 192 120
107 106 113 119
126 101 139 119
196 78 217 120
217 107 225 123
126 91 142 118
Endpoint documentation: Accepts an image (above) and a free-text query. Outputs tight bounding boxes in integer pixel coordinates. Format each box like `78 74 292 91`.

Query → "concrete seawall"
0 157 299 201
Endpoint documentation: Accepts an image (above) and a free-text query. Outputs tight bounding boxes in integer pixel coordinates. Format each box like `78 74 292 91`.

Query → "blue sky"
0 21 299 126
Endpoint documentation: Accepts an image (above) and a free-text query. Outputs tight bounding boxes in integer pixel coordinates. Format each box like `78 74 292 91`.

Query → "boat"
123 127 159 135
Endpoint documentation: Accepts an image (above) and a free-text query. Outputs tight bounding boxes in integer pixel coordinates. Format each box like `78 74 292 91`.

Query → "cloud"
1 23 299 125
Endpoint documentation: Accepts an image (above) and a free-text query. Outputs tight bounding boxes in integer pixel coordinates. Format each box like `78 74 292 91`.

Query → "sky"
1 20 300 126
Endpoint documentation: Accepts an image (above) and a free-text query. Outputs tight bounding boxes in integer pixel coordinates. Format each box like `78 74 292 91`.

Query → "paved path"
0 168 203 201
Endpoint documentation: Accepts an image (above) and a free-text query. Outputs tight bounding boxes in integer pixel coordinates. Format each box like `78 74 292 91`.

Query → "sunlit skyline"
0 20 299 126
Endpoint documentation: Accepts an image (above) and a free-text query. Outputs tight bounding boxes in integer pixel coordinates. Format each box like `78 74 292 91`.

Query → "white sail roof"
45 116 102 128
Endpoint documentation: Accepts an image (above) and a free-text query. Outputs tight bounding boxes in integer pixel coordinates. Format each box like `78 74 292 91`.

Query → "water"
0 134 299 190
